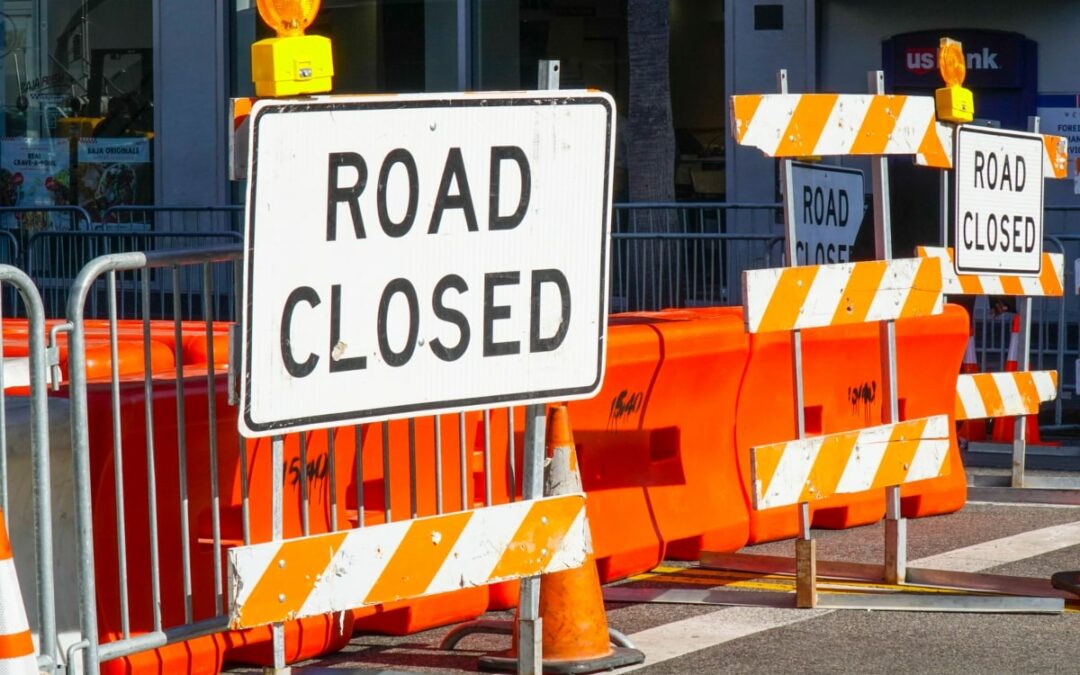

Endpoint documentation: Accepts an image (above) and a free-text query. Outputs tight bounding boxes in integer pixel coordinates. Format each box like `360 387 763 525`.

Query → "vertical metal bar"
67 279 101 673
328 429 338 531
408 419 418 518
869 70 900 425
506 408 516 502
271 435 286 671
202 262 223 616
458 412 468 511
382 421 392 523
518 404 546 675
483 409 492 506
778 69 806 441
1055 288 1065 426
884 485 907 584
299 433 310 535
1013 115 1041 488
939 169 950 247
0 292 6 518
17 269 56 667
353 425 365 527
434 415 444 514
141 268 162 631
172 265 193 623
240 434 251 546
106 271 131 638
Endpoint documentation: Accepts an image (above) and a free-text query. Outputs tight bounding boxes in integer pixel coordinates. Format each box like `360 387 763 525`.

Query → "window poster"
76 137 152 221
0 138 72 231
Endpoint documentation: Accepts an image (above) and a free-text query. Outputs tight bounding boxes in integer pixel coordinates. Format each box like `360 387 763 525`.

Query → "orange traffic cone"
992 315 1041 444
0 509 37 674
479 404 644 674
957 334 987 444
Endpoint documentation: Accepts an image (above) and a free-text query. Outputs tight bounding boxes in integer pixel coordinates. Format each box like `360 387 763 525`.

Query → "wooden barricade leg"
795 502 817 608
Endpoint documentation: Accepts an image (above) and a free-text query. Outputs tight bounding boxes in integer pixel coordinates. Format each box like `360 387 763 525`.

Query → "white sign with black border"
240 92 615 438
790 162 864 266
954 125 1044 276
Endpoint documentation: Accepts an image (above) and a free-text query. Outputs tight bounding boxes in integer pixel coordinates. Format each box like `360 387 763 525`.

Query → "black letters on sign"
484 271 521 356
377 278 420 367
281 286 321 378
329 284 366 372
429 148 479 234
377 148 419 238
326 152 367 241
489 146 531 231
530 269 570 353
431 274 471 362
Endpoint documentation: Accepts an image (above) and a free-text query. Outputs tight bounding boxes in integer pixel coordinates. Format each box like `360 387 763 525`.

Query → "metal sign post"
1012 115 1040 488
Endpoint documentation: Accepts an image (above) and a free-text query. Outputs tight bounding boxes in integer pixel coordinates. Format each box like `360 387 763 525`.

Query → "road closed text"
241 94 615 435
959 151 1037 254
953 127 1043 275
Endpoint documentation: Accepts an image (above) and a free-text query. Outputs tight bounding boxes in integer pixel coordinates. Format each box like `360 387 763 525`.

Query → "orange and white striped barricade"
228 492 590 629
918 246 1069 488
680 64 1063 613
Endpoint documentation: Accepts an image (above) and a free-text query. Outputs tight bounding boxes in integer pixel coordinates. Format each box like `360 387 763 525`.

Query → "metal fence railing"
610 202 783 312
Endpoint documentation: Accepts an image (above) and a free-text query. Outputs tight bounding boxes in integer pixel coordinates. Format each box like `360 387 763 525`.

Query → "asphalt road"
227 488 1080 674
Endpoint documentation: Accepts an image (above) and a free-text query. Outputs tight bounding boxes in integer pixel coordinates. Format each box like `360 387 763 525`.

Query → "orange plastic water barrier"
734 303 970 543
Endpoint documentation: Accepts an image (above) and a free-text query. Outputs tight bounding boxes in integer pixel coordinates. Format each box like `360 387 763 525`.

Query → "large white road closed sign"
240 92 615 437
954 126 1044 276
790 162 864 265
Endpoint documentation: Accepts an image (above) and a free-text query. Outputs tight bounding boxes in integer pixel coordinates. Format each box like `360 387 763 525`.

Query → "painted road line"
611 519 1080 672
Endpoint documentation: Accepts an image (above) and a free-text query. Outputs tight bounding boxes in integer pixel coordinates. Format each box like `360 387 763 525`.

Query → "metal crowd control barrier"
611 202 783 311
0 264 57 673
54 244 571 673
26 230 242 320
64 245 244 673
99 205 243 233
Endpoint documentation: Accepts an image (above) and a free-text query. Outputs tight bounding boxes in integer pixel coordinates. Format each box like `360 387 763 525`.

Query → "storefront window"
0 0 153 234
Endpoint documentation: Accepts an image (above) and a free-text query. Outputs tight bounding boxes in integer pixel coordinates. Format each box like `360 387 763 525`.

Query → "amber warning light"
935 38 974 124
251 0 334 97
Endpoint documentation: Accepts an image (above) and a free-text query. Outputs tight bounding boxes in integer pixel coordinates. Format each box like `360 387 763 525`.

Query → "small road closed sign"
954 125 1044 276
790 162 864 265
240 92 615 437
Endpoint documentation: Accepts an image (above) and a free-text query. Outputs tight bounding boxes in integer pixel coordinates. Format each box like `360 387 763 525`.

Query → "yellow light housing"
935 37 974 124
251 0 333 98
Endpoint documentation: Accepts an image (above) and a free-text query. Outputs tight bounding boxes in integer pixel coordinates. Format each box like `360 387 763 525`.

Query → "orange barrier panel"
470 308 750 589
735 304 968 543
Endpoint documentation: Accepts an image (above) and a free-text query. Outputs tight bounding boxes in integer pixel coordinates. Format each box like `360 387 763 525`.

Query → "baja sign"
240 92 615 436
953 126 1043 276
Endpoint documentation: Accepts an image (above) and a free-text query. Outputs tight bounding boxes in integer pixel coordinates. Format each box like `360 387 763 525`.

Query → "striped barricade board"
917 247 1064 297
228 494 589 629
955 371 1058 421
731 93 951 168
730 93 1068 176
742 257 943 334
750 415 951 511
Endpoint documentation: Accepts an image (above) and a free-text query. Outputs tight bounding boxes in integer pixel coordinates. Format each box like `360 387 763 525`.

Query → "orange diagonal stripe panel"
237 531 348 629
900 259 942 318
801 431 859 503
731 95 763 144
832 260 886 325
850 95 903 155
999 276 1025 295
751 441 788 506
973 375 1006 418
775 94 839 157
489 496 584 580
873 418 929 487
364 511 473 605
1013 371 1040 411
1040 258 1064 295
757 266 820 332
918 120 951 168
0 510 11 560
1044 135 1067 179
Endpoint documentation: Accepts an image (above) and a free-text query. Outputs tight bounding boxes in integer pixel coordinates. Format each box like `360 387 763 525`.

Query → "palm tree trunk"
627 0 678 310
